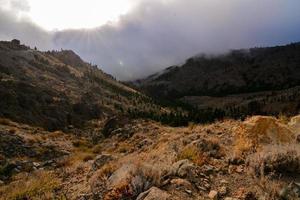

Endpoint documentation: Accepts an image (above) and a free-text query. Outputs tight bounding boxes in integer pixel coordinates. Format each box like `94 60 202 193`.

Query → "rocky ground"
0 115 300 200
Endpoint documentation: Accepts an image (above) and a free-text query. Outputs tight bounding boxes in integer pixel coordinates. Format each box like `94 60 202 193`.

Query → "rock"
170 178 192 189
170 159 195 177
185 189 192 195
219 186 227 196
136 187 170 200
107 163 161 197
279 182 300 199
32 162 40 168
208 190 218 200
92 154 113 170
228 157 244 165
220 179 229 185
236 165 243 173
107 164 136 188
201 164 215 175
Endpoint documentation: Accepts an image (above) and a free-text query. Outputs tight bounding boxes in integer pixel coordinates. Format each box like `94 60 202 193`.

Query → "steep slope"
0 40 158 130
136 42 300 117
137 42 300 98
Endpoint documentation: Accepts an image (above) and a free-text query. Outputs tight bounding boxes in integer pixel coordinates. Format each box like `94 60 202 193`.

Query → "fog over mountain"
1 0 300 80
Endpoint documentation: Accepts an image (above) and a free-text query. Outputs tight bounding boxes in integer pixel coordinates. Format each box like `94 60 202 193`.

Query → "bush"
248 144 300 177
177 146 207 166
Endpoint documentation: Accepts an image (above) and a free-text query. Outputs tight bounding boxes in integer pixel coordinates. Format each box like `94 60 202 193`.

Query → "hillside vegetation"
135 43 300 119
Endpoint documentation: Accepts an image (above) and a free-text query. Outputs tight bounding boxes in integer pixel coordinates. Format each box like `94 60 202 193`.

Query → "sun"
26 0 135 30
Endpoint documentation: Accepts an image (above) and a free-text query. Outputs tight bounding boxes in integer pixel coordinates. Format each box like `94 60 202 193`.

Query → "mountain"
0 40 300 200
135 42 300 117
0 40 164 131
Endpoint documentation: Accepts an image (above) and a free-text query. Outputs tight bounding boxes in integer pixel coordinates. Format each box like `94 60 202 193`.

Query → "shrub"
102 163 162 199
177 146 207 166
248 144 300 177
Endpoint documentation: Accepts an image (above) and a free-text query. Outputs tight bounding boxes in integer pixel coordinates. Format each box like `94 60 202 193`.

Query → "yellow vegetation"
0 171 61 200
235 116 295 155
177 146 207 166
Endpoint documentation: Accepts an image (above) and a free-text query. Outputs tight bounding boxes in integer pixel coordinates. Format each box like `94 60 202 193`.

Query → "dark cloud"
0 0 53 49
1 0 300 80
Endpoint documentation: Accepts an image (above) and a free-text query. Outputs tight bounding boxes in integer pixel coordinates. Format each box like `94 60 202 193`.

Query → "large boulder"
106 163 162 198
136 187 170 200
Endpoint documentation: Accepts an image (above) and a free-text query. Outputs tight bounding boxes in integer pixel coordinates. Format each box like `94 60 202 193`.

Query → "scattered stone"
208 190 218 200
224 198 238 200
136 187 170 200
32 162 40 168
220 179 229 185
201 164 214 175
228 157 244 165
92 154 113 170
185 189 192 195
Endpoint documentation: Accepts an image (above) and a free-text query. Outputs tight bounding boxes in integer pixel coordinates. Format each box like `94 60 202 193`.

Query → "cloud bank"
1 0 300 80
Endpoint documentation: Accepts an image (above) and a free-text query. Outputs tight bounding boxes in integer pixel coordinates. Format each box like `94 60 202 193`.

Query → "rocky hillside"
136 42 300 98
135 42 300 118
0 40 166 131
1 115 299 200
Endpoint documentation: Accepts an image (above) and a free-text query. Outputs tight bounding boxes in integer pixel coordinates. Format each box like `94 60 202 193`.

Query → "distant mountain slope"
0 40 157 130
136 42 300 98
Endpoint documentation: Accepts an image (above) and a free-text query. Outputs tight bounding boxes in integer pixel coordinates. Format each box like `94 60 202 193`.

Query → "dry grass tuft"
177 146 207 166
0 170 61 200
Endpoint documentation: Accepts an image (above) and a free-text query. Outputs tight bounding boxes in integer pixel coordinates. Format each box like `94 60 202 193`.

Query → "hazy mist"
1 0 300 80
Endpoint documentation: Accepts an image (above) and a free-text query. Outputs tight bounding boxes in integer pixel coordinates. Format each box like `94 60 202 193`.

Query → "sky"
1 0 300 80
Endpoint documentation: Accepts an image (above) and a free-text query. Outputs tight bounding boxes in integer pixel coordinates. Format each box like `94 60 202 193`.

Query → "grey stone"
136 187 170 200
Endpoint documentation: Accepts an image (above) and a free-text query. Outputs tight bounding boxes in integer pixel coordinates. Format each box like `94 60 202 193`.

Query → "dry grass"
0 118 13 126
248 144 300 177
92 144 103 154
252 175 282 200
8 127 17 134
177 146 207 166
117 142 133 153
278 113 290 125
104 182 133 200
0 170 61 200
48 130 65 139
235 116 295 155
